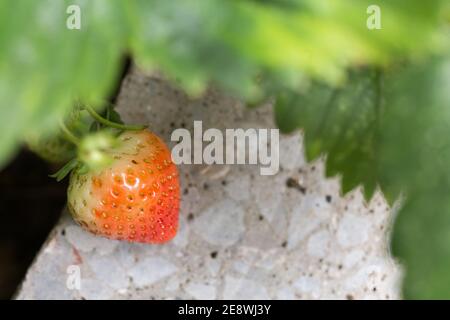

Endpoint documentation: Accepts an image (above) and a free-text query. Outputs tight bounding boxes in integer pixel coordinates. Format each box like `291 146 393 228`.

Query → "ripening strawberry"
67 130 180 244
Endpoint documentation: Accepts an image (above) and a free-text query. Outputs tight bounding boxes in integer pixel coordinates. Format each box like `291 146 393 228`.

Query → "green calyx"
83 103 147 131
49 101 147 181
78 131 118 172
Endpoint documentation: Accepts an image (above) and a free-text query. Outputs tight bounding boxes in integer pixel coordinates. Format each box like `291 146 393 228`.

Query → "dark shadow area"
0 150 68 299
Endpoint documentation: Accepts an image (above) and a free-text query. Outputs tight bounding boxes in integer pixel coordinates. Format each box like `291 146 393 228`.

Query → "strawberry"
67 129 180 244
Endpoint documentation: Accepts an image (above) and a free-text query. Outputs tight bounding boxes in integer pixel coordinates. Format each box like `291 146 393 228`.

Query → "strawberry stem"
84 104 147 131
59 119 80 146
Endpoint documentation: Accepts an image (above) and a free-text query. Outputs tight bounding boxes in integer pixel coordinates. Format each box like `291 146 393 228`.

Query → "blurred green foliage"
0 0 449 298
0 0 445 165
385 56 450 299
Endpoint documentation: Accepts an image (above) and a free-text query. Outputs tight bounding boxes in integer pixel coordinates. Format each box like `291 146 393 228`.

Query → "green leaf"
105 104 124 125
49 158 79 181
275 68 383 199
129 0 446 98
382 56 450 299
0 0 125 167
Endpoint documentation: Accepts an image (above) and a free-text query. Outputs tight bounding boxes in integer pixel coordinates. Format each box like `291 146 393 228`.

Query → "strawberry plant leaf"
49 158 79 182
105 104 124 125
128 0 446 98
0 0 126 167
382 55 450 299
275 68 382 200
